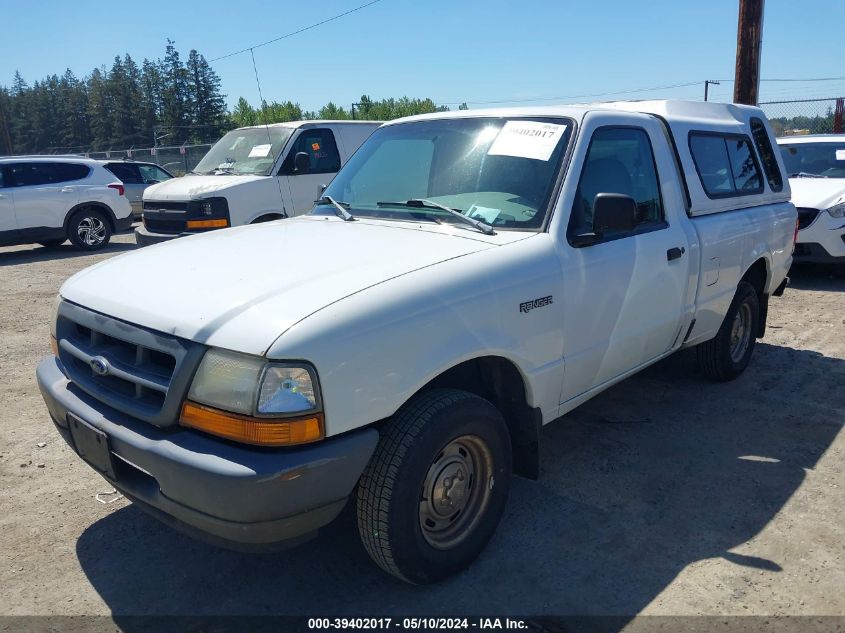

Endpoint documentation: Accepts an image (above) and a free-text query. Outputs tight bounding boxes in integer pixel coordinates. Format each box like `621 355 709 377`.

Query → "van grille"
797 207 820 231
56 302 205 426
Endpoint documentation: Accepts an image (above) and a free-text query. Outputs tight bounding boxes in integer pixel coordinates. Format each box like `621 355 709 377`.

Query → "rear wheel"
697 280 760 381
356 389 512 584
68 209 111 251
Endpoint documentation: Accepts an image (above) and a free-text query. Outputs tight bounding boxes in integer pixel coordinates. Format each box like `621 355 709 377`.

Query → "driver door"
280 128 342 215
556 112 694 404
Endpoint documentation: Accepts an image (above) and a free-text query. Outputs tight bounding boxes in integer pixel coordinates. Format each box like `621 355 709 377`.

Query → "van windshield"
194 127 293 176
316 117 572 231
780 142 845 178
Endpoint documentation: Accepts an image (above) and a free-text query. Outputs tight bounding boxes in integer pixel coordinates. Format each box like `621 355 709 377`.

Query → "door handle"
667 246 685 261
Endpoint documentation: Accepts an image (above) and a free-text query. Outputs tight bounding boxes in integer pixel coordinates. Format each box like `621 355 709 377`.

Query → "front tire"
68 209 112 251
697 280 760 381
356 389 512 584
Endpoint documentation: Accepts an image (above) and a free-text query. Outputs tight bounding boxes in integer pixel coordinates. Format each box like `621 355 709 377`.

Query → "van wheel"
697 281 760 381
356 389 511 584
68 209 111 251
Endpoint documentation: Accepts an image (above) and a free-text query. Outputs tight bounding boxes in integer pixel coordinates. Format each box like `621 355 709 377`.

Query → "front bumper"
37 355 378 548
795 215 845 262
134 225 184 246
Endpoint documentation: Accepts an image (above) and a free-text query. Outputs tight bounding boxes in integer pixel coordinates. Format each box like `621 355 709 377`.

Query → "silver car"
102 160 175 218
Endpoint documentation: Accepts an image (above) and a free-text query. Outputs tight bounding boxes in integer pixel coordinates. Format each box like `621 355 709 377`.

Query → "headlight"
827 202 845 219
181 348 324 446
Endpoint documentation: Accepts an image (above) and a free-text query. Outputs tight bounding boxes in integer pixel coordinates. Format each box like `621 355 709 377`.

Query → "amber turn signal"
186 219 229 229
179 401 324 447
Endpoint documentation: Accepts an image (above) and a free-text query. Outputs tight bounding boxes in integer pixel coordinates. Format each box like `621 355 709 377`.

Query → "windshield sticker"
836 149 845 161
468 205 501 224
218 161 235 170
488 121 567 161
248 144 272 158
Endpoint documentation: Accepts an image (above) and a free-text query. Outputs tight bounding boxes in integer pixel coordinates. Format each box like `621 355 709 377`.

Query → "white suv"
0 157 133 250
777 135 845 264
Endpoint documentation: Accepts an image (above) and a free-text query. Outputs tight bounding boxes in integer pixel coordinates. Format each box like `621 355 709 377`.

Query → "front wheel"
68 209 112 251
696 280 760 381
356 389 512 584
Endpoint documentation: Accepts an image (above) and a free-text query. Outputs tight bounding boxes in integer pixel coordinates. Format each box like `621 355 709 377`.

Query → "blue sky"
1 0 843 111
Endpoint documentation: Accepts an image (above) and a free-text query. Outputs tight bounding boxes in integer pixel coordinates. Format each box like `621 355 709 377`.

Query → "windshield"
779 142 845 178
194 127 293 176
316 117 573 230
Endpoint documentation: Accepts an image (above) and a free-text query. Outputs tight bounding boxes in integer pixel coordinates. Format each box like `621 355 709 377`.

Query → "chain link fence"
760 97 844 137
81 143 214 176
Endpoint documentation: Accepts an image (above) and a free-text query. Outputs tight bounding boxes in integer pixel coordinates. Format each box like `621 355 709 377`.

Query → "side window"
7 163 54 187
53 163 90 182
138 164 172 184
104 163 142 184
569 126 664 238
750 118 784 192
282 129 341 174
689 133 764 198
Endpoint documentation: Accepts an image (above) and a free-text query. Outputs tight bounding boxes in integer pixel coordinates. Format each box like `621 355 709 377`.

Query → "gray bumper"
37 355 378 548
134 225 184 247
114 214 135 234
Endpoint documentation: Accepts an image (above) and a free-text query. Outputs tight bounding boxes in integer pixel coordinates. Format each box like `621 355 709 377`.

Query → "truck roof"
235 120 383 132
383 99 768 127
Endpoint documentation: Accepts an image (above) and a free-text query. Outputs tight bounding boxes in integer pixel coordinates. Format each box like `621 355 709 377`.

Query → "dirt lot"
1 232 844 623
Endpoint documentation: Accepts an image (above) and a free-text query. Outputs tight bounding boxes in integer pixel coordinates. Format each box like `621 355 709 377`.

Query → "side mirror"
571 193 637 247
318 184 327 197
294 152 310 174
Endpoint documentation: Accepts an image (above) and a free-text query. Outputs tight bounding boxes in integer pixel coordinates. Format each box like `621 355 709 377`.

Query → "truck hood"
60 218 505 355
143 173 266 201
788 178 845 210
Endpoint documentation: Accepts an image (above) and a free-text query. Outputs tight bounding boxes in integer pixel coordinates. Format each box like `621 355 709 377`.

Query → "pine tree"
159 39 190 142
187 49 227 141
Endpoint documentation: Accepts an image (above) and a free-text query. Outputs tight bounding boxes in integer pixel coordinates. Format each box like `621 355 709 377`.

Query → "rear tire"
356 389 512 584
697 281 760 381
68 209 112 251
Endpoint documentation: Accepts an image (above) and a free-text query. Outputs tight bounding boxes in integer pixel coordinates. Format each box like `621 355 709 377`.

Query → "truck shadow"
0 240 136 266
788 263 845 292
75 342 844 622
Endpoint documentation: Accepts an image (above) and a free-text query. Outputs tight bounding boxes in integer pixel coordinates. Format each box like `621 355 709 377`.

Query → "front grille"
797 207 820 230
143 216 186 234
56 301 205 426
143 200 189 212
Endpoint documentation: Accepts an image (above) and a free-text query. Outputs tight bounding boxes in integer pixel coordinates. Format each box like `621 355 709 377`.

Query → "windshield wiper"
317 195 355 221
376 199 495 235
790 171 828 178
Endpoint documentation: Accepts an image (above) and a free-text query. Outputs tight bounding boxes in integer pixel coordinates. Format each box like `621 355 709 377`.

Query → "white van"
135 121 380 245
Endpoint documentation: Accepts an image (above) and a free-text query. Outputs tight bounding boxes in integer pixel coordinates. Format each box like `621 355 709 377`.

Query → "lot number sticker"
488 121 567 161
248 144 273 158
836 149 845 161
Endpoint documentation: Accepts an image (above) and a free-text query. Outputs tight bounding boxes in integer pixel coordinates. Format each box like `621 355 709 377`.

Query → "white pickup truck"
38 100 796 584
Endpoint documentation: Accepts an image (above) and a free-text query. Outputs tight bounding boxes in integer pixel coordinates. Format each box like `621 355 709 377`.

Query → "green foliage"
1 42 228 153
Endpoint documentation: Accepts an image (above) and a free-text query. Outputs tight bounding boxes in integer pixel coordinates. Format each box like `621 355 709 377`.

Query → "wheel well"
64 203 116 233
418 356 541 480
250 214 285 224
741 258 769 338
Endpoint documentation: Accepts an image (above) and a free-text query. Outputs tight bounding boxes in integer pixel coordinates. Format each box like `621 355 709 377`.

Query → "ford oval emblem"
90 356 110 376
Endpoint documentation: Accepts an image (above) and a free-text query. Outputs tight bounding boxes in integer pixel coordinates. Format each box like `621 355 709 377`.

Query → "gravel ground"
1 232 843 623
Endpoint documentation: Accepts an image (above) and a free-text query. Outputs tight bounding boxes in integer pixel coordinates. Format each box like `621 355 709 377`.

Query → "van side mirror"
571 193 638 247
294 152 311 174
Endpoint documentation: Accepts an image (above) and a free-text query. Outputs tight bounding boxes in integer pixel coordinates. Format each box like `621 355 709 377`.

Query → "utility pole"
704 80 721 102
733 0 765 105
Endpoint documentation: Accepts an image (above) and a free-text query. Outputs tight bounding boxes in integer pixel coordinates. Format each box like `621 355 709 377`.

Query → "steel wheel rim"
77 217 106 246
729 302 752 363
419 434 494 550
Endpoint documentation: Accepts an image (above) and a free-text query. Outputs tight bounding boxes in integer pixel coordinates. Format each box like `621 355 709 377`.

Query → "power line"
209 0 384 62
